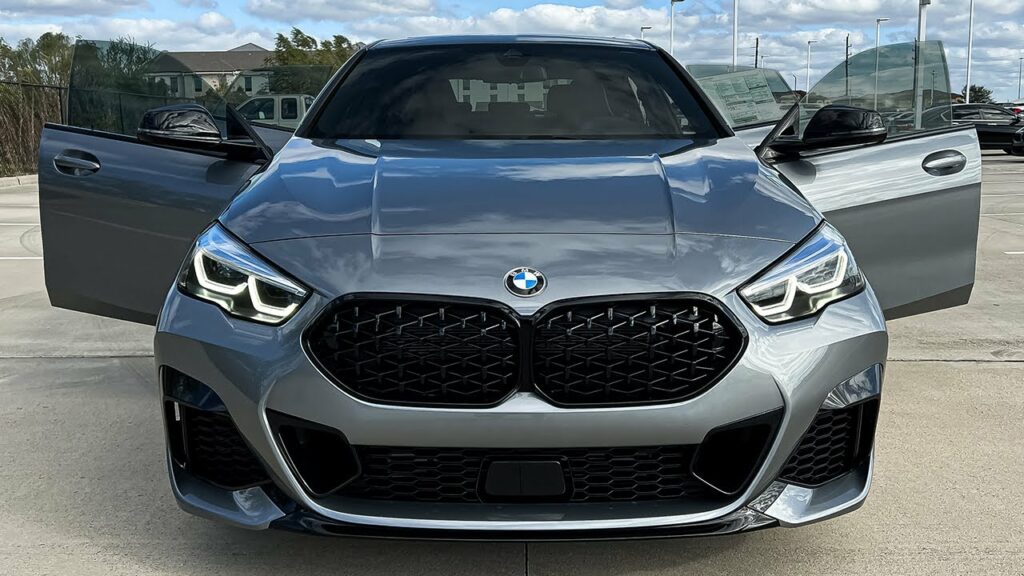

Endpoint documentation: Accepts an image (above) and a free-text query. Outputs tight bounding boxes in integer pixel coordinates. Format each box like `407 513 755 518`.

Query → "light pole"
640 26 652 40
732 0 739 67
914 0 930 130
806 40 817 93
791 73 798 90
1018 57 1023 99
874 17 889 111
669 0 686 57
966 0 975 103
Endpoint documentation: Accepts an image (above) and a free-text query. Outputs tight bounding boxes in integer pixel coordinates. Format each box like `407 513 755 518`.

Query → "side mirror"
138 104 222 148
770 105 887 154
137 103 268 161
803 105 888 148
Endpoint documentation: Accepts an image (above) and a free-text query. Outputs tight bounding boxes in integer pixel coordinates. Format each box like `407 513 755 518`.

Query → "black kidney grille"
532 299 743 406
307 300 519 406
338 445 712 503
184 408 270 490
779 407 857 486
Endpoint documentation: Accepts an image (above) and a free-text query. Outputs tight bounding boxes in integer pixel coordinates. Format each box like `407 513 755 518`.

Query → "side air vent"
780 399 879 487
163 368 270 490
268 410 360 498
691 409 783 495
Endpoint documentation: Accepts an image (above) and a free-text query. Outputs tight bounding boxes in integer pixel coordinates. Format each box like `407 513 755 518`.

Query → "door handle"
53 153 100 176
922 150 967 176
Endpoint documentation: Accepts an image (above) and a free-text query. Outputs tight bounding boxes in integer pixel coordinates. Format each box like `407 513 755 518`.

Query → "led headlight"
179 224 308 324
740 223 864 323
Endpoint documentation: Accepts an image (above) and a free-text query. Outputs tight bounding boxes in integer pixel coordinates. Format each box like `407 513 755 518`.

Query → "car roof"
371 35 654 51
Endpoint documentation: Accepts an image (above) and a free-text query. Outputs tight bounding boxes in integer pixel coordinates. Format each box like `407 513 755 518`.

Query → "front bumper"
155 286 887 538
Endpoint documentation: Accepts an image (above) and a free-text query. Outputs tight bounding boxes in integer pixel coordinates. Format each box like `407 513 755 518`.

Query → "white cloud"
0 22 63 42
176 0 216 7
347 4 688 42
0 0 147 17
245 0 434 23
195 10 233 33
604 0 643 8
2 0 1023 99
16 12 274 52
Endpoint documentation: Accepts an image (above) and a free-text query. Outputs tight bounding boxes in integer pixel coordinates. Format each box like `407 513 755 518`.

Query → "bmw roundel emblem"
504 267 546 297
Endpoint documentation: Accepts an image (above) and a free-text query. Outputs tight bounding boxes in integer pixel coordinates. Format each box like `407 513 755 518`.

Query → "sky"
1 0 1022 101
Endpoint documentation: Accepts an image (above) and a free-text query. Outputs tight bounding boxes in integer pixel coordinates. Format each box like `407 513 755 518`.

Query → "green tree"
0 32 74 85
266 27 356 68
0 32 74 176
961 84 994 104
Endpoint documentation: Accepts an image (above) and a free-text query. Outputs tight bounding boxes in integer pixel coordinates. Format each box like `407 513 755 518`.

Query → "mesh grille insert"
182 407 269 490
779 400 878 487
307 300 520 406
339 445 715 503
532 299 744 406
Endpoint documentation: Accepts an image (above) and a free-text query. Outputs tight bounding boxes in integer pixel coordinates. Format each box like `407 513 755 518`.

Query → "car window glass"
238 98 275 120
281 97 298 119
983 107 1014 121
218 65 334 130
953 107 982 120
800 41 952 138
688 65 798 129
66 39 223 136
65 40 336 137
307 44 719 140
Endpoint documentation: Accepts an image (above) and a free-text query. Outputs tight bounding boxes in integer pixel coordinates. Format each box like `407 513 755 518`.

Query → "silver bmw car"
38 36 981 538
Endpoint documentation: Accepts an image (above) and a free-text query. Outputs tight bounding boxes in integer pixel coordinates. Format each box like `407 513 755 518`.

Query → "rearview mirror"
138 104 222 148
770 105 887 154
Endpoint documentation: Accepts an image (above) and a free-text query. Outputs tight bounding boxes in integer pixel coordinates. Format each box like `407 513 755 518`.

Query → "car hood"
250 232 797 310
220 137 820 244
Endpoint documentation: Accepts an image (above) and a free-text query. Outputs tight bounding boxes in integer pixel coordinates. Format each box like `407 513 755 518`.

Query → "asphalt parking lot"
1 152 1022 575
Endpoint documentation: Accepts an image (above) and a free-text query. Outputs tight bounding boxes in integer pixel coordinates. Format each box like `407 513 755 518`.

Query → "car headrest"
488 101 530 116
546 84 574 115
546 81 610 118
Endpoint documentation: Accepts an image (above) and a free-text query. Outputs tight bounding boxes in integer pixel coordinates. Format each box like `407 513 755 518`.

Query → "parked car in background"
237 93 316 129
912 103 1024 154
1012 127 1024 156
998 101 1024 115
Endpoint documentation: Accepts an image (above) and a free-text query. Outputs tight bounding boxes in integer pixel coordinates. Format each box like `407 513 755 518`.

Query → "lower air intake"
780 399 879 487
338 445 718 504
163 368 269 490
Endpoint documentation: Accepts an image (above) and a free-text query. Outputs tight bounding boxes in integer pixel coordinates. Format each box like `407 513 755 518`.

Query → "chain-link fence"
0 81 66 177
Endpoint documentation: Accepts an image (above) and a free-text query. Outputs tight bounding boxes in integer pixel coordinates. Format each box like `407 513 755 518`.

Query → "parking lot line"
1005 251 1024 255
0 256 42 260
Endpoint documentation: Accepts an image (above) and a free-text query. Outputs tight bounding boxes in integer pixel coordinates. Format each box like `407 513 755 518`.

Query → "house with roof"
146 43 272 98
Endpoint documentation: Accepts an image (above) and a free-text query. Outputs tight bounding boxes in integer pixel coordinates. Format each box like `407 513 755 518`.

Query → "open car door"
38 40 332 325
754 41 981 319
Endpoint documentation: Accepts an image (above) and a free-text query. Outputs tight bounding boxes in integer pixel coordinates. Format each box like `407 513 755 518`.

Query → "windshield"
306 44 719 140
688 65 797 129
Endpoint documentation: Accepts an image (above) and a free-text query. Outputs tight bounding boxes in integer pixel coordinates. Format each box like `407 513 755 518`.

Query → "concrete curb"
0 174 38 189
